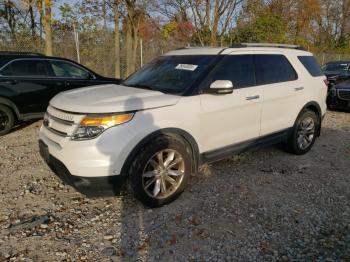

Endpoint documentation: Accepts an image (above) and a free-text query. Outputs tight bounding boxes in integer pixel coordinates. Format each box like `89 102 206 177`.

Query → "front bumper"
39 140 125 196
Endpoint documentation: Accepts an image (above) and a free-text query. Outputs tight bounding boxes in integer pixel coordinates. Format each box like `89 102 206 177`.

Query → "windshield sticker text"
175 64 198 71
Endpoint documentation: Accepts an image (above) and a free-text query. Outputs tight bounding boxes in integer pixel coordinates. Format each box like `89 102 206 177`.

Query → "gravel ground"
0 111 349 261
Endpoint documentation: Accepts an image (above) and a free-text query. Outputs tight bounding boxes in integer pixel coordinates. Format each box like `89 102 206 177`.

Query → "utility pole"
73 24 80 63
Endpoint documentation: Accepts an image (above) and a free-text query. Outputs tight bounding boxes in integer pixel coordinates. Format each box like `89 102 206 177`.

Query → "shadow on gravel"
4 120 40 136
95 95 157 260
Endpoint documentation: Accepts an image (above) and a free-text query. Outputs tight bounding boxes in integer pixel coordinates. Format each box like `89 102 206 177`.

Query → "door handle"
246 95 260 100
294 87 304 91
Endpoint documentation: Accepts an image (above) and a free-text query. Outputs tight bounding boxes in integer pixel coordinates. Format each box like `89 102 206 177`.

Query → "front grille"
45 126 68 137
338 89 350 100
43 106 85 144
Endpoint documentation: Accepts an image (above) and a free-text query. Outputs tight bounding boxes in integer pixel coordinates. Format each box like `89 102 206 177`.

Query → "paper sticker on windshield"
175 64 198 71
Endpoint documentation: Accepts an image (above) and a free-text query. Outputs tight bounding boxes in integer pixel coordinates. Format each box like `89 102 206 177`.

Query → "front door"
199 54 263 152
48 60 97 92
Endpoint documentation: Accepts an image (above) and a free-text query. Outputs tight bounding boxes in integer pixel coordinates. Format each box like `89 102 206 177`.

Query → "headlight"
72 113 134 140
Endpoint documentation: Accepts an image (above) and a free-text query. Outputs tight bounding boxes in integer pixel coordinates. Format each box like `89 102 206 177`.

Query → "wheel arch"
120 128 200 177
0 97 20 120
297 101 322 136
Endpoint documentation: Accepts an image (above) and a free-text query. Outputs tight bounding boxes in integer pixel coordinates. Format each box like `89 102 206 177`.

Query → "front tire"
286 109 319 155
128 135 192 207
0 105 15 136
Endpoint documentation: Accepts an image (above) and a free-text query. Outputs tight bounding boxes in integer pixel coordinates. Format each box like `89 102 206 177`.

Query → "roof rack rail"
0 51 45 56
231 43 305 50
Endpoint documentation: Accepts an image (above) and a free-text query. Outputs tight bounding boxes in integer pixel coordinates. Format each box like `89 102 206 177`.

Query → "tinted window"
123 55 216 94
0 60 50 77
210 55 256 88
50 60 90 79
298 56 324 76
255 55 297 85
322 62 349 72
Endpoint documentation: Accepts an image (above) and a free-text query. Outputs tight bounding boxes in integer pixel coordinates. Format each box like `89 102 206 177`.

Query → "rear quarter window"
298 56 324 77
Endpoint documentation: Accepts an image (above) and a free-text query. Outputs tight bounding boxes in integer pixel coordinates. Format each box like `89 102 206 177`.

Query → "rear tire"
0 105 15 136
128 135 192 207
285 109 319 155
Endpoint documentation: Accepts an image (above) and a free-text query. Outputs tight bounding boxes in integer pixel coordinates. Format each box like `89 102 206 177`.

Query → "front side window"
50 60 90 79
123 55 216 94
0 59 50 77
209 55 256 88
255 54 298 85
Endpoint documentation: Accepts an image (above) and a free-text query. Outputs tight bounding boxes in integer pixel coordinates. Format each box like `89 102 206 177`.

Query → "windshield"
323 62 349 72
123 55 216 94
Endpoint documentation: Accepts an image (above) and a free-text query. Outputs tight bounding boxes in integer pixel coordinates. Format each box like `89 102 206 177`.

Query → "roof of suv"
0 52 85 70
164 45 312 57
0 52 47 67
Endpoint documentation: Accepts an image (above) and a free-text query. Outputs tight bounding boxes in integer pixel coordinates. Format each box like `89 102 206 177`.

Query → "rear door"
254 53 301 136
0 59 56 114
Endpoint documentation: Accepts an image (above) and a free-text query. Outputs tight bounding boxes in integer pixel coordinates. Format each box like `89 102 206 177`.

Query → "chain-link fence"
1 29 350 78
0 28 187 79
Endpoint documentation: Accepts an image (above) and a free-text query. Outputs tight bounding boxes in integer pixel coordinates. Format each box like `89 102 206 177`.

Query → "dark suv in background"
0 52 120 135
322 61 350 111
322 61 350 87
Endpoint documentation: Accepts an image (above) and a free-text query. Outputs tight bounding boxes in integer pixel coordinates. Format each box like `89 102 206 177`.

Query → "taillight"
323 79 329 87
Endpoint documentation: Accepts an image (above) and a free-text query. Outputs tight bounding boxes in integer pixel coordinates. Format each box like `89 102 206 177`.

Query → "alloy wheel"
142 149 185 199
297 116 315 150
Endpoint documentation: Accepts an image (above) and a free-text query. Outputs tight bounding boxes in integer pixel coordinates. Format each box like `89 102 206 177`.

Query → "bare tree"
25 0 52 55
42 0 53 55
123 0 147 76
114 0 121 78
187 0 243 46
3 1 18 42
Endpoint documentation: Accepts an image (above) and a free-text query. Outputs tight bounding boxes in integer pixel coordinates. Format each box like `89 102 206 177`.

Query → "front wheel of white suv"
128 135 192 207
286 109 319 155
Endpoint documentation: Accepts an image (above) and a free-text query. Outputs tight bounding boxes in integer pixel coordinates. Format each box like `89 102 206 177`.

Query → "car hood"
335 80 350 89
50 84 181 113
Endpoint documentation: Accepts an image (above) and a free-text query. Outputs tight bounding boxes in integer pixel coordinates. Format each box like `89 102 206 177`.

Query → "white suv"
39 43 327 207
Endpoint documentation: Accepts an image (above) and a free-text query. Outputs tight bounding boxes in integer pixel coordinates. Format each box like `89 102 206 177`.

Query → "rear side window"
298 56 324 76
0 59 50 77
210 55 256 88
255 54 297 85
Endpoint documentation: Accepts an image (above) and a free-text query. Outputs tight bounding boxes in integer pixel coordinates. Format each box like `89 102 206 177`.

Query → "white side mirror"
208 80 234 94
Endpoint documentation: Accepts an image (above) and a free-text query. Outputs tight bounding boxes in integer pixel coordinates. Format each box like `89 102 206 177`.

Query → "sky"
52 0 78 19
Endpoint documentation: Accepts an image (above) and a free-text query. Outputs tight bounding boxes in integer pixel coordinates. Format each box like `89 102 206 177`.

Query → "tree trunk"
211 1 220 46
125 19 133 77
132 27 138 73
102 0 108 76
43 3 53 56
340 0 350 43
29 5 36 37
4 1 17 43
114 0 121 78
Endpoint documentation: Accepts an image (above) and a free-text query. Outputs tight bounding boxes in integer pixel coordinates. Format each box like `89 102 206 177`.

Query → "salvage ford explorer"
39 43 327 207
